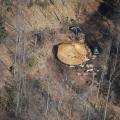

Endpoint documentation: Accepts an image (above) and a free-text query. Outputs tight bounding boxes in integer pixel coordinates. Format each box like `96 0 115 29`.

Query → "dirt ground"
0 0 120 120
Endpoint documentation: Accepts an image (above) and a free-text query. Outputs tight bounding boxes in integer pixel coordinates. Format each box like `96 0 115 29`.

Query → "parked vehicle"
69 26 82 35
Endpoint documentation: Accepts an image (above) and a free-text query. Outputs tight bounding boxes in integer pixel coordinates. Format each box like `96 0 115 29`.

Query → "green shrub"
0 16 8 43
28 0 49 8
37 0 49 7
27 56 38 67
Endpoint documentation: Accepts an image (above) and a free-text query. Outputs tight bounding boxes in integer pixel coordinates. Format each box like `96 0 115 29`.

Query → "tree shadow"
80 0 120 106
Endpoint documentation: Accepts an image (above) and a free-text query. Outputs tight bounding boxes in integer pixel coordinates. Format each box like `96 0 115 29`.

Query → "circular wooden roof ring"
57 42 91 65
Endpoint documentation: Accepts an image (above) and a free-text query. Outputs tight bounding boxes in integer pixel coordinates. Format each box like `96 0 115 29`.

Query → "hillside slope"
0 0 120 120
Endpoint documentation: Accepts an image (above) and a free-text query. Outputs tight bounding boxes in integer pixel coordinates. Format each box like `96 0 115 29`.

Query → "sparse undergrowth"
28 0 50 8
0 0 13 12
0 0 120 120
0 83 15 111
0 16 8 43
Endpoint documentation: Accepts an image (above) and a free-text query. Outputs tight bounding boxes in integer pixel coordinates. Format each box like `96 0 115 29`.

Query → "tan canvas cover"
57 42 90 65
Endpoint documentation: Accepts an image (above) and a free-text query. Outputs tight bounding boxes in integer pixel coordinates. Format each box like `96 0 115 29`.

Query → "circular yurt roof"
57 42 91 65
